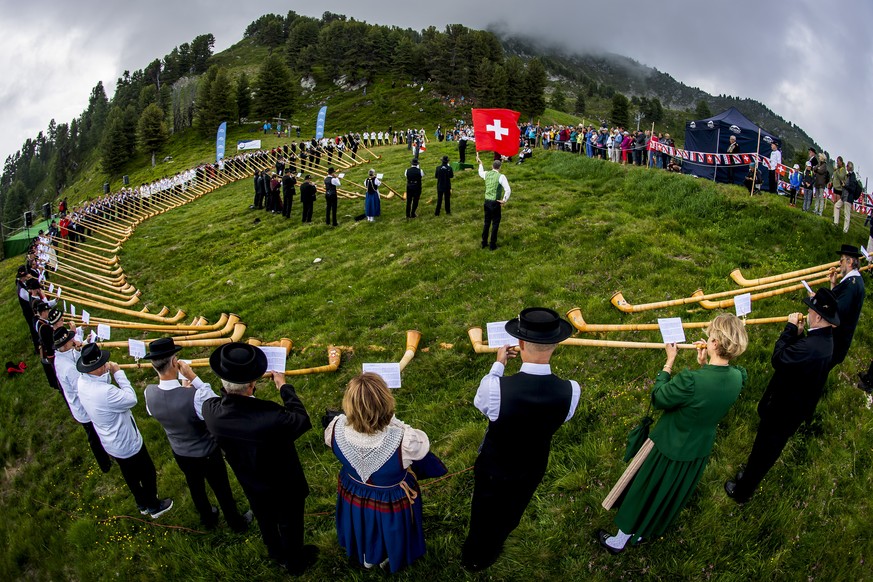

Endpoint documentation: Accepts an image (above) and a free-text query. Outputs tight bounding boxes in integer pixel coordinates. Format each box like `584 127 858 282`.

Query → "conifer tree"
551 86 566 111
522 58 547 118
574 91 586 115
254 53 296 119
695 99 712 118
100 107 131 174
236 73 251 124
137 103 168 159
611 93 630 128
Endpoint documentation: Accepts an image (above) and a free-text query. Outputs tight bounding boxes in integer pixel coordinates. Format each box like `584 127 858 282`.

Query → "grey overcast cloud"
1 1 871 177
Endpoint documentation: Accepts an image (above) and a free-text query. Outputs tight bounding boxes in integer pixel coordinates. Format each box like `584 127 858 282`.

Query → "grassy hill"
2 137 871 580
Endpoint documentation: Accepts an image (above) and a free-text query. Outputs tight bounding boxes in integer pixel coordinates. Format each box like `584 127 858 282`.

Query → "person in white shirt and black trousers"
76 343 173 519
461 308 580 571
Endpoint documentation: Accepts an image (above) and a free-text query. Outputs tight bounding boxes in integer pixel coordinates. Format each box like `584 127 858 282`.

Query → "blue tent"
682 107 781 189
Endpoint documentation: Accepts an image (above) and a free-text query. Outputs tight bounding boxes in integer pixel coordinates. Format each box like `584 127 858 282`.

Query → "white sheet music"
56 287 61 298
82 310 91 325
734 293 752 317
486 321 516 348
801 280 814 295
96 324 111 340
257 346 287 373
74 326 83 343
376 173 384 180
128 339 146 360
861 246 870 261
657 318 686 344
48 283 54 294
362 362 402 389
70 304 76 318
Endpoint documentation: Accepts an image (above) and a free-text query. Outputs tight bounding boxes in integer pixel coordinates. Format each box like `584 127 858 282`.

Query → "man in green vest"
477 154 512 250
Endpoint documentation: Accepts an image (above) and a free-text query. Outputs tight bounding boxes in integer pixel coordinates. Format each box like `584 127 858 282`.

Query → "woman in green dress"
597 313 748 553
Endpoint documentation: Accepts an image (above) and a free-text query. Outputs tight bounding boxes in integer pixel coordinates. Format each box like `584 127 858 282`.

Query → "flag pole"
751 127 761 197
714 127 720 183
649 122 655 170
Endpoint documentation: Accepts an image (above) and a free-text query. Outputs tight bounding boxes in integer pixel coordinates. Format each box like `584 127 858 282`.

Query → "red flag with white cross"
472 108 521 157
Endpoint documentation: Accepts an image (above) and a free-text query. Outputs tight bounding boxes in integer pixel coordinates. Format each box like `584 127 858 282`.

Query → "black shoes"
595 529 624 555
148 498 174 519
285 544 319 576
724 478 750 504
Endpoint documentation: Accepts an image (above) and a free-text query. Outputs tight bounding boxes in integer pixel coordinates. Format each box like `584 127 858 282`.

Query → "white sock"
606 529 632 550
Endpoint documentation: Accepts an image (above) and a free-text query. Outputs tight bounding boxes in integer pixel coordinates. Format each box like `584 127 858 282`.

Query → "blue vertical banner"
315 106 327 140
216 122 227 163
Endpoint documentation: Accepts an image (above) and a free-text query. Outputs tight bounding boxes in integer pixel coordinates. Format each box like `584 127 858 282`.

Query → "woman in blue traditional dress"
597 313 748 553
364 169 381 222
324 373 429 571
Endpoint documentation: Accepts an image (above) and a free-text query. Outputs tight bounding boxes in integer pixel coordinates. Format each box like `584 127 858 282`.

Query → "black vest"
478 372 572 478
324 176 337 196
145 385 217 458
406 167 422 193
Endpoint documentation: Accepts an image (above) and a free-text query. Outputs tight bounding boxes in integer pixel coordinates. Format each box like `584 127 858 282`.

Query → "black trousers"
254 191 264 209
175 449 245 529
282 191 294 218
406 189 421 218
114 444 160 510
462 465 542 566
769 170 778 193
459 143 467 163
302 198 314 223
325 194 338 225
247 491 305 567
482 200 502 249
733 417 802 499
436 190 451 215
80 421 112 473
41 359 59 390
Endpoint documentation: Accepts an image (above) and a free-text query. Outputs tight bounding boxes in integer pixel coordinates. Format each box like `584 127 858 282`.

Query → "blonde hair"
706 313 748 360
342 372 395 434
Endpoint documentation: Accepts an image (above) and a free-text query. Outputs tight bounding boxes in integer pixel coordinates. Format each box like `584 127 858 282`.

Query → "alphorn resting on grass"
565 308 799 333
730 261 841 287
97 322 246 349
467 327 698 353
117 343 342 377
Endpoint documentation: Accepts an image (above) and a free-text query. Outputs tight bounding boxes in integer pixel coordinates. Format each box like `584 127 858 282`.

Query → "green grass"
2 141 872 581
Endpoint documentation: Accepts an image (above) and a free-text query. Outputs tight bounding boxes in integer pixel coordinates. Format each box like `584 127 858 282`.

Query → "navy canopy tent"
682 107 781 189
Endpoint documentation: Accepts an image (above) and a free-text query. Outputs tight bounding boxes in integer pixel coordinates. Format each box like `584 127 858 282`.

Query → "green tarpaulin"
3 219 52 258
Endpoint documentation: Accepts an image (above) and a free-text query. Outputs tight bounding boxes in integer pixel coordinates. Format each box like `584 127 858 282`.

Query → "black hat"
77 343 110 373
143 337 183 360
26 278 41 290
441 156 449 164
835 244 863 258
48 308 63 325
504 307 573 344
412 158 419 166
33 300 50 313
209 342 267 383
802 288 840 326
304 175 312 181
53 327 76 350
17 265 27 277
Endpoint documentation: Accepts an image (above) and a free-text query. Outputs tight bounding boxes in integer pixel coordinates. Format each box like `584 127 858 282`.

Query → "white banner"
237 140 262 151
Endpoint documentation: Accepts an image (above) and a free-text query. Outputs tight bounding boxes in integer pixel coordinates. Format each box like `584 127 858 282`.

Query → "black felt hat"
33 300 50 314
53 327 76 350
143 337 183 360
209 342 267 383
48 308 63 325
802 288 840 326
504 307 573 344
77 343 110 373
835 244 863 258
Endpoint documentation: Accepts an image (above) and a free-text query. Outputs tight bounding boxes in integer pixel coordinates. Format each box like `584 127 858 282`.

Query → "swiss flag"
472 108 521 157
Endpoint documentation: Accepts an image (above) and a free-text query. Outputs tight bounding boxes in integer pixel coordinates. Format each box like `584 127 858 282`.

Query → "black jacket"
434 163 454 192
202 384 312 498
758 325 833 432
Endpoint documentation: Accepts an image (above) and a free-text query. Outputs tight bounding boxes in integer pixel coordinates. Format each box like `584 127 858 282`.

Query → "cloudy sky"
1 1 870 177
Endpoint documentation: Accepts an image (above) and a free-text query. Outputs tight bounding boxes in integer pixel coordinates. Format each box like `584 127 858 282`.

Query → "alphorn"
51 281 139 302
611 265 836 313
67 313 232 332
467 327 698 352
698 265 873 309
56 246 118 266
57 252 124 275
98 322 246 349
61 289 141 308
49 271 136 298
117 345 341 376
398 330 422 372
359 143 381 160
566 308 799 333
61 295 186 323
92 315 240 344
51 269 136 294
730 261 841 287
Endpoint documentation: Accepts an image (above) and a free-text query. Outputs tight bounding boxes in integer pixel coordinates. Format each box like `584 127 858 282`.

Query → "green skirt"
614 445 708 542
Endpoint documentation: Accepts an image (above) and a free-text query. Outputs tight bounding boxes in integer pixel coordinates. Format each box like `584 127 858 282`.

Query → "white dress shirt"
54 348 89 424
77 370 142 459
477 165 512 202
474 362 580 422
